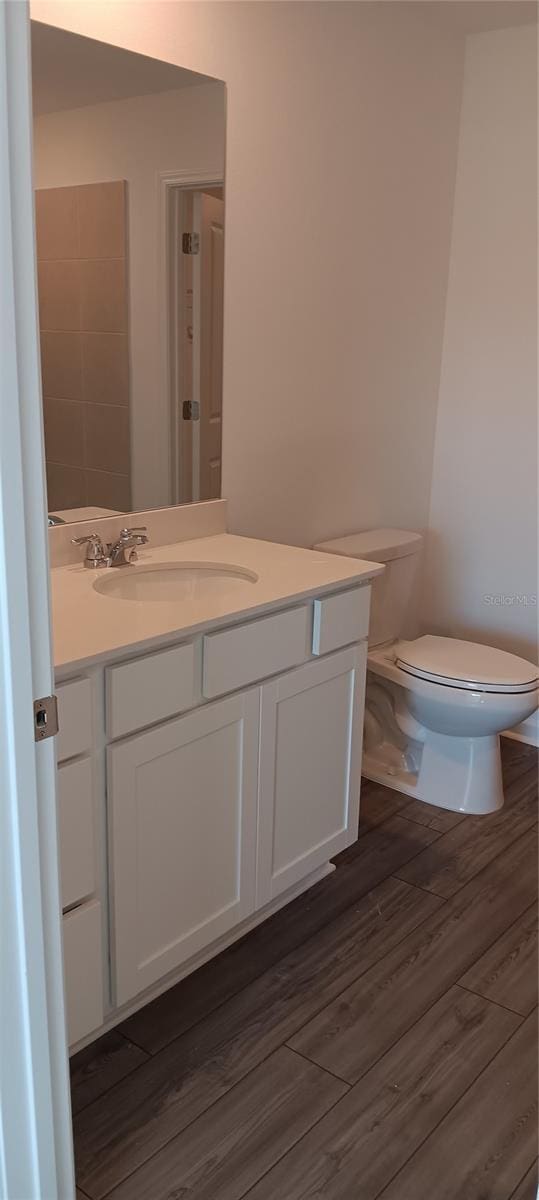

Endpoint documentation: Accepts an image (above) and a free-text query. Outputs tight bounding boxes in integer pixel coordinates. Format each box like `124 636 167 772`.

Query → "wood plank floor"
72 737 538 1200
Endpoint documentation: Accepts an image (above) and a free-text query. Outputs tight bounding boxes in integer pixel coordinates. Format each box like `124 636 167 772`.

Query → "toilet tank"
314 528 423 647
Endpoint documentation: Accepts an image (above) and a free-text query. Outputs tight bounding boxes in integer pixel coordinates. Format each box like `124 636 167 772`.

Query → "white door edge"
0 3 74 1197
191 189 202 501
159 169 223 505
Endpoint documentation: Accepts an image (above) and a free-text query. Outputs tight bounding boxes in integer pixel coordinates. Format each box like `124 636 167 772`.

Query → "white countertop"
52 532 384 672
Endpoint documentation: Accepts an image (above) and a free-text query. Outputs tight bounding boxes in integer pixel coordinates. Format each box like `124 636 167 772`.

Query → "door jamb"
0 3 74 1196
159 170 223 505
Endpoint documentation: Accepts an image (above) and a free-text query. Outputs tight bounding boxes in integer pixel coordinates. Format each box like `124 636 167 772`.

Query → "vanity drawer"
106 641 197 738
63 900 103 1047
56 676 93 762
58 757 95 911
312 586 371 656
203 606 311 698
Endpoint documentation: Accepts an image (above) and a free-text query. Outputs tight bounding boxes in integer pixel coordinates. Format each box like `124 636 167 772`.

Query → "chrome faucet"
108 527 149 567
72 527 149 569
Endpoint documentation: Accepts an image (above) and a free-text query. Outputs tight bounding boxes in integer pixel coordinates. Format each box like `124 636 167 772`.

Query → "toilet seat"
396 635 539 695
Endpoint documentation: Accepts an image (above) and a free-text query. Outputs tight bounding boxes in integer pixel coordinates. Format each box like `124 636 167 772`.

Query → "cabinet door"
109 690 259 1005
257 645 366 907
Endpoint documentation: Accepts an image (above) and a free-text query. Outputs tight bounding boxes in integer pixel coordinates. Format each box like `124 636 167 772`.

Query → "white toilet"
315 529 539 815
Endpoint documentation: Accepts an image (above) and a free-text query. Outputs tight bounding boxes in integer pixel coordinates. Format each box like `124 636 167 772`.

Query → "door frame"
0 3 74 1197
159 170 223 504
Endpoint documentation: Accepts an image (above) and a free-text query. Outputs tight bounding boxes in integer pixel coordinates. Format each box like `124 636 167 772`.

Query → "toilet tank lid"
314 528 423 563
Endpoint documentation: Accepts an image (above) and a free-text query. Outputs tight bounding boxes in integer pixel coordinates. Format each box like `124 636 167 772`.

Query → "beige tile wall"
36 181 131 513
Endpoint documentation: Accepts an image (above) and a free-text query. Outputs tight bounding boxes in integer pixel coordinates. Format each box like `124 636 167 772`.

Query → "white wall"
34 82 225 509
422 25 538 664
32 1 465 545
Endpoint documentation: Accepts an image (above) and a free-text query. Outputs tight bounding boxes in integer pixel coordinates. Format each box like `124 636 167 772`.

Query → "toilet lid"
396 636 539 693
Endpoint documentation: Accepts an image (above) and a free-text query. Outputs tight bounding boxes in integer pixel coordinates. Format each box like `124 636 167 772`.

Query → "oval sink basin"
93 561 259 603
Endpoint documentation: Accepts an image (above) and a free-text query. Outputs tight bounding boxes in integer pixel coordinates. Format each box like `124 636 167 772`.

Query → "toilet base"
363 732 504 815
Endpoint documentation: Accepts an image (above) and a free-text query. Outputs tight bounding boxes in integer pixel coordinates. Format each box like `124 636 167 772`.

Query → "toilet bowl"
365 637 538 813
314 529 539 814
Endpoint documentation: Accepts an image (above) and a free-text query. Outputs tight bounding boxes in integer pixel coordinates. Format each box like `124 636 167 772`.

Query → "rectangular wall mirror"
31 22 226 525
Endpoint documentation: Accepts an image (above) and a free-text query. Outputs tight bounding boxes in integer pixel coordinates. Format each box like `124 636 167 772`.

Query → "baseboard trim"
503 711 539 748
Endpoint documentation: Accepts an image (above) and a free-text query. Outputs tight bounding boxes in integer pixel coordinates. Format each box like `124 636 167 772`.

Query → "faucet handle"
71 532 108 568
118 526 149 546
72 531 104 546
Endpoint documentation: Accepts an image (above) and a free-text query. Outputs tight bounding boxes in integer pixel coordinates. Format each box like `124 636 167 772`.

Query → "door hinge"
182 399 200 421
182 232 200 255
34 695 59 742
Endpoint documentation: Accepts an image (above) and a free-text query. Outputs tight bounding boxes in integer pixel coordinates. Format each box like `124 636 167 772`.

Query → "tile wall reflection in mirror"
31 22 226 524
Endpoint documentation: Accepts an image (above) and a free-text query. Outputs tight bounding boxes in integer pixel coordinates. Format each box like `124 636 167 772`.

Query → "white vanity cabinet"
55 580 372 1044
256 645 366 906
109 689 259 1005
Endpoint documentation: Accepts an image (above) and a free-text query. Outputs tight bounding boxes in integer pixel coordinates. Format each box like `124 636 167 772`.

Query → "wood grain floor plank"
357 780 408 833
74 877 440 1198
333 813 439 868
501 738 539 779
104 1046 347 1200
379 1011 538 1200
247 987 520 1200
289 829 537 1082
397 768 538 898
70 1031 150 1116
399 797 465 832
120 813 437 1055
460 904 538 1016
510 1161 539 1200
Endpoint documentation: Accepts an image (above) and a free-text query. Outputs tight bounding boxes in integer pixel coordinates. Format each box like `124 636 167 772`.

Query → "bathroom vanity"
50 505 383 1050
